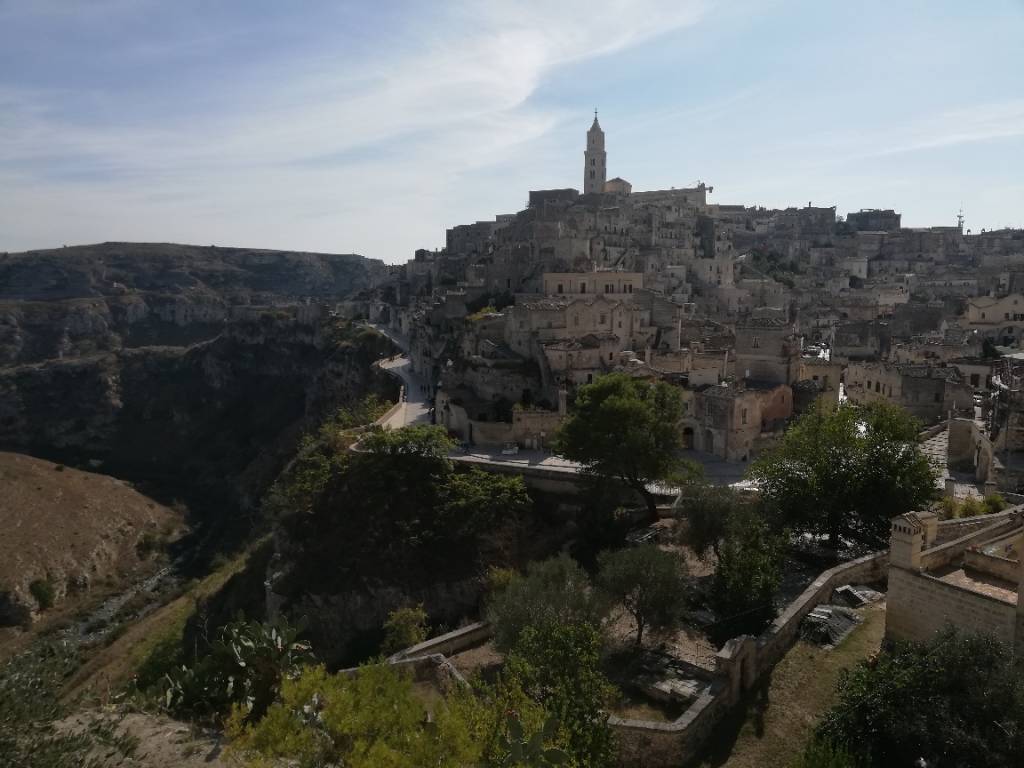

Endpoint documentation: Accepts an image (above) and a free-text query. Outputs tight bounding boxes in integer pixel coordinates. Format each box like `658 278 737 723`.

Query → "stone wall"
886 566 1017 645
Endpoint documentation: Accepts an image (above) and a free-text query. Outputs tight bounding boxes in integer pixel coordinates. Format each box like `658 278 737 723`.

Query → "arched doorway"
682 426 695 450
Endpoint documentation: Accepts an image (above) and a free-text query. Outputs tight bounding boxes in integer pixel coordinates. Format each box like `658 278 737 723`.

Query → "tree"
555 373 685 518
749 401 937 549
817 628 1024 768
486 555 605 652
710 504 786 642
677 484 751 560
505 621 616 768
381 604 428 656
596 545 688 647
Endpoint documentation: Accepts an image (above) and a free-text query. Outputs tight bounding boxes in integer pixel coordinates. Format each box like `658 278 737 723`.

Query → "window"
741 408 747 425
1006 313 1010 320
605 284 613 293
875 382 880 393
557 283 563 294
618 320 622 328
573 314 579 327
591 158 595 167
970 373 980 386
867 380 872 389
599 314 607 324
982 312 986 319
590 170 595 179
587 373 593 383
752 336 760 348
609 352 614 361
626 284 633 293
518 320 524 329
579 282 586 294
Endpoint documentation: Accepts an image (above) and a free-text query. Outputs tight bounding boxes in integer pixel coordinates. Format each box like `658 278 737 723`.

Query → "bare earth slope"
0 451 182 627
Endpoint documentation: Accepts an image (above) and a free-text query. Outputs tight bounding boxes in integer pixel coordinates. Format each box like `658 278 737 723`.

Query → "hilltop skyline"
2 0 1023 262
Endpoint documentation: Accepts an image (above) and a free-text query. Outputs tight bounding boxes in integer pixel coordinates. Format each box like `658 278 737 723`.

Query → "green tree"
486 555 605 652
677 484 751 560
817 628 1024 768
596 545 688 647
555 373 684 518
359 422 456 457
750 401 937 548
282 426 531 596
381 604 428 656
505 622 616 768
711 505 786 641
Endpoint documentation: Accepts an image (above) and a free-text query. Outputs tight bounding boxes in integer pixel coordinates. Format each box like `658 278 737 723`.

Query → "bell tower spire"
584 110 606 195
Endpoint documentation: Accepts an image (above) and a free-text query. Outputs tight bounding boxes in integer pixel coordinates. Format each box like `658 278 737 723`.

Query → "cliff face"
0 242 396 534
0 318 396 526
0 242 387 365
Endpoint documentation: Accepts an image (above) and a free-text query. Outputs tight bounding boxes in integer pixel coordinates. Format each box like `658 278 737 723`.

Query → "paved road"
378 355 433 429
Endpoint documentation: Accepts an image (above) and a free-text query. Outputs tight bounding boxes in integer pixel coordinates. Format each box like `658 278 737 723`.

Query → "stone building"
583 112 607 195
885 510 1024 653
541 270 643 300
844 361 973 423
734 317 800 386
846 208 901 232
963 293 1024 346
684 382 792 461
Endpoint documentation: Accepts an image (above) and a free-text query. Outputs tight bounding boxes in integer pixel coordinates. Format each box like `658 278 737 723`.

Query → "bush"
983 492 1007 514
817 628 1024 767
29 579 55 611
486 555 605 652
789 736 858 768
381 604 428 656
162 616 313 723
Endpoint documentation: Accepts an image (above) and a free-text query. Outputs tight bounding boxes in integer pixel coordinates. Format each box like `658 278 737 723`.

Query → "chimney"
890 514 925 570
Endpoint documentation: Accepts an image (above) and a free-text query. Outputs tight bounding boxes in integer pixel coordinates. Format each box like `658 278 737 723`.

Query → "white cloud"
0 1 708 259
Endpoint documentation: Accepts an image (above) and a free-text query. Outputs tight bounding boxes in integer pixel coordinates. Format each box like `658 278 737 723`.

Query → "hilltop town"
344 114 1024 492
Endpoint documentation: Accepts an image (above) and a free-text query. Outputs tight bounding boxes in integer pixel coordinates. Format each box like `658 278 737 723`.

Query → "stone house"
963 294 1024 346
541 270 643 300
844 361 973 423
685 382 792 461
734 317 800 386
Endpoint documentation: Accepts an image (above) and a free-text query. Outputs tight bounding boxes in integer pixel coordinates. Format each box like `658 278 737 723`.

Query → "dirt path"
696 604 886 768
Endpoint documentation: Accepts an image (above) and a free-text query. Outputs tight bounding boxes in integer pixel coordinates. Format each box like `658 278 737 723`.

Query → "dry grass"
696 603 886 768
60 550 250 705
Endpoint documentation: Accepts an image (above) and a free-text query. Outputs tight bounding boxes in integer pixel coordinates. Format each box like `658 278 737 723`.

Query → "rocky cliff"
0 242 387 365
0 242 396 542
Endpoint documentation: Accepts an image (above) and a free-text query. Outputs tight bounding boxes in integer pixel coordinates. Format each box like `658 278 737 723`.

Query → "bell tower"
584 110 606 194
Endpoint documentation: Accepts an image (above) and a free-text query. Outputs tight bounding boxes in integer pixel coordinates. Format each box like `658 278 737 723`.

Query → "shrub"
789 736 858 768
162 616 313 723
381 604 428 656
29 579 55 611
486 555 605 652
959 496 986 518
983 492 1007 514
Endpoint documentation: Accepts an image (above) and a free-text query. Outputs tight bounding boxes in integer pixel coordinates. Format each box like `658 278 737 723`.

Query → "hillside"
0 451 183 628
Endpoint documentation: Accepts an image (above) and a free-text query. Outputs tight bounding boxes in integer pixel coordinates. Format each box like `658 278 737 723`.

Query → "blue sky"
1 0 1022 262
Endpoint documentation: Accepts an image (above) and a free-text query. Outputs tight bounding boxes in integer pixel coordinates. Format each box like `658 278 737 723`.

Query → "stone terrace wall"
886 567 1017 645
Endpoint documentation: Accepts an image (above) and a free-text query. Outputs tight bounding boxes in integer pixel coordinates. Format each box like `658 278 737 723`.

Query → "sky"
1 0 1022 263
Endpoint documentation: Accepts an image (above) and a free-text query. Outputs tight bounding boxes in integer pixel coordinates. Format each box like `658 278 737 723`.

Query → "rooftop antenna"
957 203 964 232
